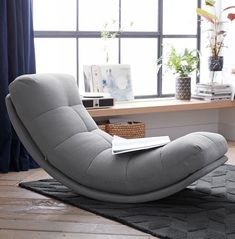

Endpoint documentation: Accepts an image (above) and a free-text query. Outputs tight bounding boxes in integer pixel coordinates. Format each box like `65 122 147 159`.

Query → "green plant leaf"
165 46 199 77
205 0 215 7
196 8 217 24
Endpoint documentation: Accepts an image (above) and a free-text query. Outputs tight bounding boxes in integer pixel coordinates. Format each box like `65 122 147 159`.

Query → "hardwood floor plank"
0 230 155 239
0 219 146 236
21 169 51 182
0 180 19 186
0 190 49 199
0 198 96 216
0 169 40 180
0 197 64 206
0 212 117 224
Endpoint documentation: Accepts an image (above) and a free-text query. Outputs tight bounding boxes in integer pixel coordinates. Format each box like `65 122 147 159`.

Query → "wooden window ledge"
87 98 235 118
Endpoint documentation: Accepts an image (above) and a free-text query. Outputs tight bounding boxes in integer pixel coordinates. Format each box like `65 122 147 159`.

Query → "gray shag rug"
19 164 235 239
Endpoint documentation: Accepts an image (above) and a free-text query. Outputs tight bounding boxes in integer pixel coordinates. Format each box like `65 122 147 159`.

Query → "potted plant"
196 0 235 71
164 46 199 100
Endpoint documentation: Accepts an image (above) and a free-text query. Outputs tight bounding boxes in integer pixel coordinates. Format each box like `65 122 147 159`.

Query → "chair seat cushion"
47 131 228 195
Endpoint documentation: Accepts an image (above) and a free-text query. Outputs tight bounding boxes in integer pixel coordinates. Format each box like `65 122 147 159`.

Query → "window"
33 0 200 98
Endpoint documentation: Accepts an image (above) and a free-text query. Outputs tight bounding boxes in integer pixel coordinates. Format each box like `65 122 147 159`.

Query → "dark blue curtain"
0 0 39 173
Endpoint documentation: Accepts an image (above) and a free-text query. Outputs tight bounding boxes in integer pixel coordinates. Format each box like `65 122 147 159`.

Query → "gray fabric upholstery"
6 73 228 203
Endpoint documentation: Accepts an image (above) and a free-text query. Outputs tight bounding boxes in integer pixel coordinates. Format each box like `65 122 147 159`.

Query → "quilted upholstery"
6 73 228 202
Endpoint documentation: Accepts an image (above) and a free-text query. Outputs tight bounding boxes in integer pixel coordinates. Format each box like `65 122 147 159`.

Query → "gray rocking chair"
5 74 228 203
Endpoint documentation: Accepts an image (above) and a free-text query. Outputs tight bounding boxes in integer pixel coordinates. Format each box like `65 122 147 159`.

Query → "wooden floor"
1 143 235 239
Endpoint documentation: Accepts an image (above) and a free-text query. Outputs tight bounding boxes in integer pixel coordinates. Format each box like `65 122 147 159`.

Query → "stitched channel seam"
84 147 111 176
29 105 68 123
195 132 221 155
71 106 90 132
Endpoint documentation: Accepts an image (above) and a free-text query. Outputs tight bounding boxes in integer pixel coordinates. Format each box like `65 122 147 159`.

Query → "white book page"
112 135 171 155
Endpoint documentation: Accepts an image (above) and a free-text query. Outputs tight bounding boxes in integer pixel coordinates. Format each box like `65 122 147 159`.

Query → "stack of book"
112 135 171 155
192 83 233 101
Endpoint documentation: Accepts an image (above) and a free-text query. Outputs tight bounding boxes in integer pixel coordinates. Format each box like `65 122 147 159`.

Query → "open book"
112 135 171 155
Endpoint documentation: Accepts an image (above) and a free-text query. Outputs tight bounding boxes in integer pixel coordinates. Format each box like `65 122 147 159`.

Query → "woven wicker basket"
97 124 106 131
106 121 145 139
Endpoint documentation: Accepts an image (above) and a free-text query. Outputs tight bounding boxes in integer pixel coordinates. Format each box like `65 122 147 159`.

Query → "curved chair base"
6 95 227 203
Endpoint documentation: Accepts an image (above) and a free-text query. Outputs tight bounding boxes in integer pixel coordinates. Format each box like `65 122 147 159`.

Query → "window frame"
33 0 202 99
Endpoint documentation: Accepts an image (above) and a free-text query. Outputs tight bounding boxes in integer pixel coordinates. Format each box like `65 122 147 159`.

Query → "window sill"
87 98 235 118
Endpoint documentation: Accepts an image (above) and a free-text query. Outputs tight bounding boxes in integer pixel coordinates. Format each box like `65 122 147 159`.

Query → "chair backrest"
8 74 100 159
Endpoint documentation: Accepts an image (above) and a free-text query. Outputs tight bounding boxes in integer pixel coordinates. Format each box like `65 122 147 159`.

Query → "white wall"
219 108 235 140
